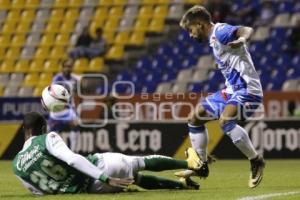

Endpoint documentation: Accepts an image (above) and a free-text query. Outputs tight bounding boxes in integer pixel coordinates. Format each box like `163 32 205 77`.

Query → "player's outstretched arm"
45 132 133 186
228 26 254 48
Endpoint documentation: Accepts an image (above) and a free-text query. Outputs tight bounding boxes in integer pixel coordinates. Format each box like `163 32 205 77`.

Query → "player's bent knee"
188 106 207 126
219 117 236 134
188 113 204 126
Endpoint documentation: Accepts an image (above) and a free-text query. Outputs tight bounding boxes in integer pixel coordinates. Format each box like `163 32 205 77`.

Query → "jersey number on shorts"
30 159 67 193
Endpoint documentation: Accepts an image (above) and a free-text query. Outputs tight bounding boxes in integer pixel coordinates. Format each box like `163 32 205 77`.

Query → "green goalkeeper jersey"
12 134 93 194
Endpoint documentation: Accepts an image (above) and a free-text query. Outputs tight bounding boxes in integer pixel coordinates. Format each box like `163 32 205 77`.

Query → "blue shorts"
48 107 78 132
201 89 263 120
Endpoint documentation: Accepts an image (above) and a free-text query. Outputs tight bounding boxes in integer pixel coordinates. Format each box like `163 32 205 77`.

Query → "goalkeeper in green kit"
13 112 202 195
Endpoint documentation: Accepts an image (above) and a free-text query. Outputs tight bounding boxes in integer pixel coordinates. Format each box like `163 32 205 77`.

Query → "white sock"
70 131 78 152
188 124 208 162
227 124 257 160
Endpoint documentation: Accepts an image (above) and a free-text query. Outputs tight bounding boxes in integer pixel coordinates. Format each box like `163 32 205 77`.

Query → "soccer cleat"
179 177 200 190
175 162 209 179
195 155 216 178
196 161 209 178
185 148 202 170
248 155 265 188
175 149 214 179
174 169 196 178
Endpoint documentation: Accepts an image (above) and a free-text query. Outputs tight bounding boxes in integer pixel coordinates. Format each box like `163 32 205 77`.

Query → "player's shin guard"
188 124 208 162
223 123 257 160
136 174 185 189
143 155 188 171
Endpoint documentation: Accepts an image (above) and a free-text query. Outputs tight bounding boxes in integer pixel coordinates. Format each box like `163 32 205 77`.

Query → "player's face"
186 23 206 43
62 62 73 77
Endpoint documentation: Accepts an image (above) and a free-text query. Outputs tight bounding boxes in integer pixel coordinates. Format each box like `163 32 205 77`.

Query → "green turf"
1 160 300 200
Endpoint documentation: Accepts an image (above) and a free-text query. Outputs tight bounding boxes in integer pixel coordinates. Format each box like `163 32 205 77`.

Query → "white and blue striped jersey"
52 73 80 94
50 73 80 124
209 23 263 97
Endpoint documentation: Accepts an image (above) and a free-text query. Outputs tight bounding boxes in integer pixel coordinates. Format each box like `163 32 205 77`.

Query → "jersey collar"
20 136 36 152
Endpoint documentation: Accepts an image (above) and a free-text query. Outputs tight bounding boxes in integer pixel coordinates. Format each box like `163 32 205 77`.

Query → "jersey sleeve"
215 24 241 45
45 132 109 182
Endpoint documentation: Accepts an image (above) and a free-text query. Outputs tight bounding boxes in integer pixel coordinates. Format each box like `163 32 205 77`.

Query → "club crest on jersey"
211 36 221 53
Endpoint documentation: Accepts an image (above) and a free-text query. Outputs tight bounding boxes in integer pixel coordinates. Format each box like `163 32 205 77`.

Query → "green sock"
137 174 184 190
144 155 188 171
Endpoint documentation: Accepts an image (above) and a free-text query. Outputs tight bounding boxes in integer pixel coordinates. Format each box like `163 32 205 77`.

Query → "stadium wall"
1 120 300 160
0 91 299 160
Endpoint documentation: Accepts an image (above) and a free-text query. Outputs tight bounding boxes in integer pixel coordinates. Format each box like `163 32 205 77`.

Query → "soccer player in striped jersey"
50 59 80 151
177 5 265 188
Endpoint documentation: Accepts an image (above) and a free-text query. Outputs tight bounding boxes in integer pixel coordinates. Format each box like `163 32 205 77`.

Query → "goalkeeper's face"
186 22 207 43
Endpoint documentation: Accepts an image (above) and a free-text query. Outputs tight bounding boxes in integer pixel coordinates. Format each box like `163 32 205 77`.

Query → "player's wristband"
239 37 246 43
99 174 109 183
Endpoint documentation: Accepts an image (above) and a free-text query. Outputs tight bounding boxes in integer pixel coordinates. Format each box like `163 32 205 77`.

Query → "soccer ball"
41 84 71 112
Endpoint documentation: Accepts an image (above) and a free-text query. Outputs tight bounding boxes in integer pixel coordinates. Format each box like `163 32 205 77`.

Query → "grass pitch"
1 160 300 200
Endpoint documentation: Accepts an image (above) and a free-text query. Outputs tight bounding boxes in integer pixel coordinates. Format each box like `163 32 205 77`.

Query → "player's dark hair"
61 59 74 68
180 5 212 29
23 112 47 136
95 27 103 35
